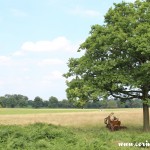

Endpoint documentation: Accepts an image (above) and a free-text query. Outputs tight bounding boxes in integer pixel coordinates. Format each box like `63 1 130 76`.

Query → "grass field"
0 108 98 115
0 108 149 150
0 108 144 127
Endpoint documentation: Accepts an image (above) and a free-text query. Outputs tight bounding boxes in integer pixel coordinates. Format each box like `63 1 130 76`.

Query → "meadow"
0 108 149 150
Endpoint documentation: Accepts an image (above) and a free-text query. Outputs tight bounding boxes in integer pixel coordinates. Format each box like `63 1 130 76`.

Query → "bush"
0 123 149 150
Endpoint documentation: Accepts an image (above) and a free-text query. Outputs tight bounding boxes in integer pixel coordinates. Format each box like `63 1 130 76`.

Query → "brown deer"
104 112 121 131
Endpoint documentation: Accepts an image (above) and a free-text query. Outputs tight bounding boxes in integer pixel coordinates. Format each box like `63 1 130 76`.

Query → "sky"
0 0 135 100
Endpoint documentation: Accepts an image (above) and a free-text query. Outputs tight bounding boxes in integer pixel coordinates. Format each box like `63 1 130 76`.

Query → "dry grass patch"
0 108 145 127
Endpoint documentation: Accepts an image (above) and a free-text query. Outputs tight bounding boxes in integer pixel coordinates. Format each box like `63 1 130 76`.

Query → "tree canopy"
64 0 150 131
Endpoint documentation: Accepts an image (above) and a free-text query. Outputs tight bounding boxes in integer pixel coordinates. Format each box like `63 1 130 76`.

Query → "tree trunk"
142 86 150 131
143 103 149 131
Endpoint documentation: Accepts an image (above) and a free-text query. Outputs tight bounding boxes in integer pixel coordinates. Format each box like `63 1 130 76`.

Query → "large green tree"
64 0 150 131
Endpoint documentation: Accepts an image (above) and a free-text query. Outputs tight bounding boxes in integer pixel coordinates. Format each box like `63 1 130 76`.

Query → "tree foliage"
64 0 150 130
33 96 43 108
48 96 59 108
0 94 28 108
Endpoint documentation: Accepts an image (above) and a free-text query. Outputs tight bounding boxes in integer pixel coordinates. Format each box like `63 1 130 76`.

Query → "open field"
0 108 149 150
0 108 144 127
0 108 98 115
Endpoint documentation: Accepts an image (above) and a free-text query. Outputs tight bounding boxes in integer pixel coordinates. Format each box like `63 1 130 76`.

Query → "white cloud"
11 36 80 58
44 71 63 80
41 71 64 85
70 7 101 18
0 56 12 66
22 67 30 72
0 36 81 100
0 80 4 86
0 56 10 62
38 58 64 66
12 50 25 56
21 36 76 52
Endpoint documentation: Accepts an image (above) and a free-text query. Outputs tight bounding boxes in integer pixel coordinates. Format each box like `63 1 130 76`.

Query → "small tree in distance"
48 96 59 108
33 96 43 108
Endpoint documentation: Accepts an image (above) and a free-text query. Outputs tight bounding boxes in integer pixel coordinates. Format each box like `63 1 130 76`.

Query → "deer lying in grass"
104 112 127 131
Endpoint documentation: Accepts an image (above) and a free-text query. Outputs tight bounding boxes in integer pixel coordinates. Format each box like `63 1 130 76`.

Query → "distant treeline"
0 94 143 108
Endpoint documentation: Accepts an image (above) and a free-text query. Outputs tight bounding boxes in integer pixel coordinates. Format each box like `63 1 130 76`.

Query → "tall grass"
0 108 144 127
0 123 149 150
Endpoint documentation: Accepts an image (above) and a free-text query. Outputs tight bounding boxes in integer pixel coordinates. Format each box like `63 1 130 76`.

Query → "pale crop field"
0 108 144 127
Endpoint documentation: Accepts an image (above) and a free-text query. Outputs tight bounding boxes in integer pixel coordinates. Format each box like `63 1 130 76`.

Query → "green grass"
0 108 98 115
0 108 149 149
0 123 149 150
0 108 142 115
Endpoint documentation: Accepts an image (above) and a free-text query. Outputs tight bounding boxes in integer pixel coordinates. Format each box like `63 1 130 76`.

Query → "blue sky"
0 0 135 100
